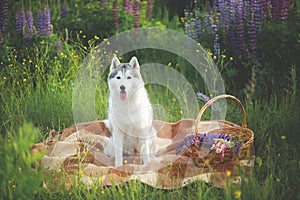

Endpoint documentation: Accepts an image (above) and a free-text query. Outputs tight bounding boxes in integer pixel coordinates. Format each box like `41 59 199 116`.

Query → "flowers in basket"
176 132 243 158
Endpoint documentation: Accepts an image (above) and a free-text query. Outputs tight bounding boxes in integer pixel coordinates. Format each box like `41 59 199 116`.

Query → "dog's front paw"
115 159 123 167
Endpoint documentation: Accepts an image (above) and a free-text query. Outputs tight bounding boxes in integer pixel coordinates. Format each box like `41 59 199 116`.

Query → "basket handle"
194 94 247 136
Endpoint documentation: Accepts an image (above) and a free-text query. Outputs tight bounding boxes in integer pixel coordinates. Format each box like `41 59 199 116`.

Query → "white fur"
104 56 157 167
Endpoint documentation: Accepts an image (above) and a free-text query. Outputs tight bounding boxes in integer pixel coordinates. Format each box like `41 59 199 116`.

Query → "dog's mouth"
120 91 128 101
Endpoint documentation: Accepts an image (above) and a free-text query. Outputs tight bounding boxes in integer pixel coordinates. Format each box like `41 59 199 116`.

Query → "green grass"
0 39 299 200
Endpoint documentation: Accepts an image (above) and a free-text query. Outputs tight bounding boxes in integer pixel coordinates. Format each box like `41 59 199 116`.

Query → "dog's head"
108 56 143 101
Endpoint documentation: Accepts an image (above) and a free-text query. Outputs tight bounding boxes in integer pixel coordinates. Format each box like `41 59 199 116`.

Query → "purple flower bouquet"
176 94 254 168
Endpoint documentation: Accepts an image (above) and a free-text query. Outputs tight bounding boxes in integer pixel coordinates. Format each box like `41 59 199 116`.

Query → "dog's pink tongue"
120 92 127 101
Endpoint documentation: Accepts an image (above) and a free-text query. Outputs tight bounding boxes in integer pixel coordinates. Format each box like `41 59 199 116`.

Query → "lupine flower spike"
113 0 119 29
16 3 26 37
60 0 67 18
0 31 3 44
0 0 8 34
25 3 34 41
146 0 152 19
43 1 51 37
133 1 141 30
36 2 44 37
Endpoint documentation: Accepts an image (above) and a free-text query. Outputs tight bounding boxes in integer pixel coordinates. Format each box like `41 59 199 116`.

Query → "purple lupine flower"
0 2 4 32
253 0 261 34
25 9 34 39
0 31 3 44
133 1 141 30
184 9 190 38
235 0 247 56
123 0 129 11
243 0 250 23
190 18 198 40
176 132 233 154
213 33 221 56
271 0 281 22
281 0 290 20
16 9 26 37
222 0 230 41
200 133 221 149
205 1 212 34
127 0 134 14
146 0 152 19
184 20 191 38
176 134 194 154
0 0 8 34
247 19 258 59
113 0 119 29
36 3 44 36
43 3 51 37
195 8 202 39
233 142 242 155
260 0 269 19
60 0 67 18
196 92 211 103
226 0 236 50
217 0 226 30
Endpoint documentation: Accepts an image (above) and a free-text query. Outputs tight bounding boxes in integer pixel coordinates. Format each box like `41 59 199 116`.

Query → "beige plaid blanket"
31 119 254 189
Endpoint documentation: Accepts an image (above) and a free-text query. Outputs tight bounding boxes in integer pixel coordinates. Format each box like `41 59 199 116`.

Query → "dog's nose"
120 85 125 91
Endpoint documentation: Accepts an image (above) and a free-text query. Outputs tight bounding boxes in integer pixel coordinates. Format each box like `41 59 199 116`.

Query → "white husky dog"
104 56 157 167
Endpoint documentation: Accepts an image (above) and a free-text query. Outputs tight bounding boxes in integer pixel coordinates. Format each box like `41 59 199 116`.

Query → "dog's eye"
116 76 121 79
127 76 132 79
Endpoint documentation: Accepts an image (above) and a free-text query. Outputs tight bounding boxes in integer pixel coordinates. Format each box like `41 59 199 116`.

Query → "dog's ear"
129 56 140 71
110 56 121 71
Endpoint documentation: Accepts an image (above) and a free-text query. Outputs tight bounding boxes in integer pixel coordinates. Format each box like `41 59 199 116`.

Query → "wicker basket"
188 94 254 168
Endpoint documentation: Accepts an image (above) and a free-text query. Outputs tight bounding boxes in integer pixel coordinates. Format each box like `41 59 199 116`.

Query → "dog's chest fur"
108 87 153 136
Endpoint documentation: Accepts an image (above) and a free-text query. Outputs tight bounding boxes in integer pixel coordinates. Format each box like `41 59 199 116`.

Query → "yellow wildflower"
99 175 105 181
225 170 231 177
234 190 241 199
79 169 84 175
